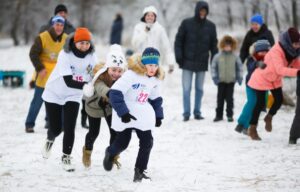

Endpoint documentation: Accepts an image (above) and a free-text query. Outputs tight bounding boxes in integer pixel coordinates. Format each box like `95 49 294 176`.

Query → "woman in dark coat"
110 13 123 45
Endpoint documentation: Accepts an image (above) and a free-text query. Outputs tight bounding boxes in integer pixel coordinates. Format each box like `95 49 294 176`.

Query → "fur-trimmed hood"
219 35 238 51
63 32 95 53
127 54 165 80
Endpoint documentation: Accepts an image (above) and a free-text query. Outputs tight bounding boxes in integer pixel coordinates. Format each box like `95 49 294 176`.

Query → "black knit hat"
54 4 68 15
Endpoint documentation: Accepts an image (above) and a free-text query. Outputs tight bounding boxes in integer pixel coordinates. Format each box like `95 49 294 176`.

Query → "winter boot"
289 137 298 145
235 124 244 133
183 116 189 122
103 147 114 171
42 139 54 159
133 168 151 182
194 115 204 120
82 146 92 168
213 116 223 122
61 154 75 172
25 127 34 133
264 114 273 132
248 125 261 140
227 117 234 122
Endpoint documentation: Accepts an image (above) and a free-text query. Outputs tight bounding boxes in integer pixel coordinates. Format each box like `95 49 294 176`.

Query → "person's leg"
215 83 225 120
226 83 235 121
105 115 117 145
81 99 89 128
264 87 283 132
25 86 44 131
182 69 193 120
62 101 80 155
85 115 101 151
290 96 300 144
236 86 257 132
194 71 205 118
135 130 153 172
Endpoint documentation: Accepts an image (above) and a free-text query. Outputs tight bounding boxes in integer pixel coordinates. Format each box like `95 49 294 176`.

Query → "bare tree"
292 0 298 28
10 0 24 46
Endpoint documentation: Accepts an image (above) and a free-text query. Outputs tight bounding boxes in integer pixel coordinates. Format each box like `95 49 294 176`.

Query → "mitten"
155 118 162 127
121 113 137 123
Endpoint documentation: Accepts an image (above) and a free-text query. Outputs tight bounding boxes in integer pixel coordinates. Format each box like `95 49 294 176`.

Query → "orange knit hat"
74 27 91 43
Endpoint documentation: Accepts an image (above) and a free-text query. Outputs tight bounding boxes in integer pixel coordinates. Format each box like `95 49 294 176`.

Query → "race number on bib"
137 91 149 104
74 75 83 82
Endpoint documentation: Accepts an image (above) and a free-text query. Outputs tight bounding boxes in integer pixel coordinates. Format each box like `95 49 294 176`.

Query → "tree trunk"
271 0 281 32
292 0 298 28
227 0 233 29
10 0 23 46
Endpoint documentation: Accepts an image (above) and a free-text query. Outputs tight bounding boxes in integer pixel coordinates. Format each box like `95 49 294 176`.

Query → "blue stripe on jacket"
109 89 129 117
148 97 164 119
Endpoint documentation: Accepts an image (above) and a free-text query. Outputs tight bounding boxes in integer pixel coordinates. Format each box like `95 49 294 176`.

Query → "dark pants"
85 115 116 150
81 99 88 125
250 87 283 125
108 129 153 172
216 82 235 118
290 96 300 139
45 101 79 155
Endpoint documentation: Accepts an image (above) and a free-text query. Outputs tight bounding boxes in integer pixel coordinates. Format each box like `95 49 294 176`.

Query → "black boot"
213 116 223 122
289 137 298 145
133 168 151 182
235 124 244 133
103 147 114 171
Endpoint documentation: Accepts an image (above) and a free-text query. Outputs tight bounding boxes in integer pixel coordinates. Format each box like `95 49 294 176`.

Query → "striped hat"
141 47 160 65
51 15 65 25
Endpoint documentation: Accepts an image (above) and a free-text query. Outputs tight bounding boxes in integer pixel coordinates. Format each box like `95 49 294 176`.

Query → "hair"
93 63 114 87
219 35 238 51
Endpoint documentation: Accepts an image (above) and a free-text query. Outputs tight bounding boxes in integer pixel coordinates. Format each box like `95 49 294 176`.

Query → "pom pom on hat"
51 15 65 25
141 47 160 65
74 27 91 43
54 4 68 15
254 40 271 52
250 14 263 26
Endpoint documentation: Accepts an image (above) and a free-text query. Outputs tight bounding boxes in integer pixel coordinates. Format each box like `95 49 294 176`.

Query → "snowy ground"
0 44 300 192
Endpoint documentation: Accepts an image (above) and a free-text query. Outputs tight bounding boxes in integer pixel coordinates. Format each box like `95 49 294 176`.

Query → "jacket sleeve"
239 32 251 63
109 89 129 117
267 30 275 46
95 81 110 100
63 75 85 89
174 20 186 66
210 53 219 81
160 26 176 66
148 97 164 119
209 24 218 62
131 24 147 52
236 56 243 84
269 51 299 77
29 36 44 72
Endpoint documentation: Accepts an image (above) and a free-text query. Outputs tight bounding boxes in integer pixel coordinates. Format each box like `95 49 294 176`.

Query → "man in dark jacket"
239 14 274 63
110 13 123 45
40 4 75 35
289 76 300 144
174 1 218 121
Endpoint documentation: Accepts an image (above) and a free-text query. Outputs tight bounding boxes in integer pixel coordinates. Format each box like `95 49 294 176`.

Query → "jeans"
25 86 45 128
182 69 205 117
237 85 256 129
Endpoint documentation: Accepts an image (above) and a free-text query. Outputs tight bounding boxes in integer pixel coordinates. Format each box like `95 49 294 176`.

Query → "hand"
38 69 47 78
212 77 219 85
145 26 151 32
168 65 174 74
257 61 267 69
155 118 162 127
121 113 137 123
29 80 35 89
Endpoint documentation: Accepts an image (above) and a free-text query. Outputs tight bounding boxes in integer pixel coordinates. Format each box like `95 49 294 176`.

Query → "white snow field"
0 44 300 192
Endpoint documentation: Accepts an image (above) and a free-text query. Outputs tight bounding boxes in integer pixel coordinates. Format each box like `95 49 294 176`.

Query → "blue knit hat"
250 14 263 25
254 40 270 52
51 15 65 25
141 47 160 65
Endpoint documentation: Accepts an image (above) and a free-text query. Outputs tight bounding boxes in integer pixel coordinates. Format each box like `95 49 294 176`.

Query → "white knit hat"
143 5 157 15
83 44 126 97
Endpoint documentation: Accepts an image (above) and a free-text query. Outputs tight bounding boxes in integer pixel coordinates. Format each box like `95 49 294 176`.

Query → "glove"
121 113 137 123
29 80 35 89
83 83 94 97
256 61 267 69
155 118 162 127
212 77 219 85
98 97 108 109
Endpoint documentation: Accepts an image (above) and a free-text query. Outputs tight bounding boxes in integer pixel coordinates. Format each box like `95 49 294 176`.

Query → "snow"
1 44 300 192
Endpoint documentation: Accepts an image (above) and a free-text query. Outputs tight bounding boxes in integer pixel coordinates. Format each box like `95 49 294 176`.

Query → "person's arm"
29 36 44 72
63 75 85 89
236 56 243 85
210 53 219 85
239 33 250 63
95 81 110 100
148 84 164 120
174 20 186 68
209 24 218 61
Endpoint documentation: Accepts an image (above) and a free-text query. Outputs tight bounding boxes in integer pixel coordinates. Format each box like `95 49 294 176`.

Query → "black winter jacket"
174 1 218 72
239 24 274 63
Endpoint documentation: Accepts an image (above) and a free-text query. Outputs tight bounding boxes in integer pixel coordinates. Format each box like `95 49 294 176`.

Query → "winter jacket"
109 56 164 132
239 24 274 63
211 51 243 84
131 21 175 67
248 42 300 91
29 28 67 88
85 67 113 118
39 17 75 35
245 57 258 84
110 17 123 45
42 34 97 105
174 1 218 72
